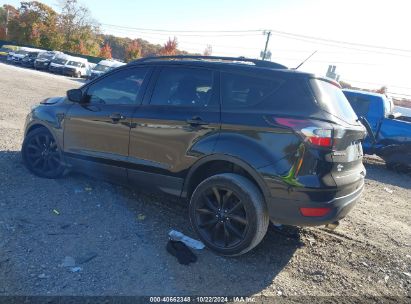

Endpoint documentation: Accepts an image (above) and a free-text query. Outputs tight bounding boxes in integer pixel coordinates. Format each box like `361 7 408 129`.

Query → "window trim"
82 66 153 106
143 65 220 110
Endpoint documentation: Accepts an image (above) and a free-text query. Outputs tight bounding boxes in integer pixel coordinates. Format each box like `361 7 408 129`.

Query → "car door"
64 66 151 183
128 65 220 196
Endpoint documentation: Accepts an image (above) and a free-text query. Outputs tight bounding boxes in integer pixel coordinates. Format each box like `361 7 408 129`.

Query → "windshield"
67 61 83 67
93 64 111 72
52 58 68 65
38 53 55 60
310 79 359 124
15 50 29 55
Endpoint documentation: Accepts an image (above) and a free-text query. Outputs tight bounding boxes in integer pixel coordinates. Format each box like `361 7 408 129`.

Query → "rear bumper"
266 179 364 226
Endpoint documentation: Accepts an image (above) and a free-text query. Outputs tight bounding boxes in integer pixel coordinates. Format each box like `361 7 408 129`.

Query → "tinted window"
221 72 283 108
86 67 148 105
310 79 358 124
150 67 213 107
344 94 371 117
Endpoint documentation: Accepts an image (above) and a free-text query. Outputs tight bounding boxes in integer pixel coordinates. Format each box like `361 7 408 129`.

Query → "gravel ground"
0 62 410 300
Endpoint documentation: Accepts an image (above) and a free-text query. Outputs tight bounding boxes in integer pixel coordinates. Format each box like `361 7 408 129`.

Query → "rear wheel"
189 173 269 256
22 127 65 179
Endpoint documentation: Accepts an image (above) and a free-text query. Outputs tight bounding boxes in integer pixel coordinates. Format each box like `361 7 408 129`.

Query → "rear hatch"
309 78 366 192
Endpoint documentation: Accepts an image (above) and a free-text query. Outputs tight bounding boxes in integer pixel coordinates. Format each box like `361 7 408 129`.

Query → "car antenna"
294 50 318 70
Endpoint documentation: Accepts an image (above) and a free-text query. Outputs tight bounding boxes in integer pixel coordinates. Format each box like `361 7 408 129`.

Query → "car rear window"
310 79 358 124
221 72 318 116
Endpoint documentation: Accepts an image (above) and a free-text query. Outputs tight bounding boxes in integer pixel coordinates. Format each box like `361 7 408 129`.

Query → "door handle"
186 116 209 126
109 113 126 122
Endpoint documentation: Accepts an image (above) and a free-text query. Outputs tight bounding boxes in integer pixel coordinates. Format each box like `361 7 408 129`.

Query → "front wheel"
189 173 269 256
22 127 65 179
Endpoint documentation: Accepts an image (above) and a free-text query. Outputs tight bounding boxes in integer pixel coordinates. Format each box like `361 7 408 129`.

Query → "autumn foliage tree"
7 2 61 48
1 1 188 60
125 40 142 62
99 42 112 59
160 37 178 56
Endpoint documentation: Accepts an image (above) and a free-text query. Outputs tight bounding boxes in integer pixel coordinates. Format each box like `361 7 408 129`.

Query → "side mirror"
67 89 84 103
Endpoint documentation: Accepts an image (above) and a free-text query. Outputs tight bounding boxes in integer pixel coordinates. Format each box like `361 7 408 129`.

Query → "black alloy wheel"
196 186 248 249
189 173 269 256
22 127 65 179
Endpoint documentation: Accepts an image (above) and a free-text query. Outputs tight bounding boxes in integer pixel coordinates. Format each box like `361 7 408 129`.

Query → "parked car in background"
343 89 411 171
34 51 63 70
88 59 125 80
11 48 44 65
49 54 71 74
0 45 19 60
11 49 30 64
6 47 20 62
62 56 91 78
21 51 44 68
22 55 367 256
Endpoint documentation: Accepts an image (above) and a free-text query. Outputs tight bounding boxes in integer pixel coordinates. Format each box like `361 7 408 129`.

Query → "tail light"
274 117 343 149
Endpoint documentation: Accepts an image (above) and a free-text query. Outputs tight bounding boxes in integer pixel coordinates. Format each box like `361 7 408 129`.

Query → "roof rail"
130 55 288 69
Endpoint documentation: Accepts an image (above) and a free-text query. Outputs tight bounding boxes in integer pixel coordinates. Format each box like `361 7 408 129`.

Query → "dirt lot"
0 62 410 300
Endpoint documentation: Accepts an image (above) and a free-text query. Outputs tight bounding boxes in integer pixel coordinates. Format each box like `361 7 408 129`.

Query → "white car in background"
88 59 125 80
62 56 92 78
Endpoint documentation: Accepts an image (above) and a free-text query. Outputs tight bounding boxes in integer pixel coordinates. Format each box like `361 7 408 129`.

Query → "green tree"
58 0 101 55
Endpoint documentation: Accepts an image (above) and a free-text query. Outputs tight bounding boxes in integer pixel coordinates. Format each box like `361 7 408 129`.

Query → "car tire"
22 127 65 179
189 173 269 256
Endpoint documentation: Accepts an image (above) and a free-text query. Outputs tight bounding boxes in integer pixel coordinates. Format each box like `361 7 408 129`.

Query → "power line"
268 29 411 54
101 23 411 54
270 32 411 58
101 23 261 33
102 24 260 37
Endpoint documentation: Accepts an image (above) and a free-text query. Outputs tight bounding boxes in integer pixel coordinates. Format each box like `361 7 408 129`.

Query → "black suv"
22 55 366 256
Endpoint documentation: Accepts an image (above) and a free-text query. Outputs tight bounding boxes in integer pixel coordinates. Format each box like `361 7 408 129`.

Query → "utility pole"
261 30 271 61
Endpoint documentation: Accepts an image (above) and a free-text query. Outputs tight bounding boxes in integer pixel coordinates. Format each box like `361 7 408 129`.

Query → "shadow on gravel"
363 160 411 190
0 150 300 296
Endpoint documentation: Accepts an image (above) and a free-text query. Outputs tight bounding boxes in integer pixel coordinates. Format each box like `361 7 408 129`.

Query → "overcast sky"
3 0 411 97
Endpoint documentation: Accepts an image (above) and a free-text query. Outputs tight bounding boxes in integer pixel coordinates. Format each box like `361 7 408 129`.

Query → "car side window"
221 72 282 108
86 67 148 105
150 67 214 107
345 95 371 117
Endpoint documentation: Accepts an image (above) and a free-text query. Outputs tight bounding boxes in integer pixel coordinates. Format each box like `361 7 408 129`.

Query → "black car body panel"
23 57 367 227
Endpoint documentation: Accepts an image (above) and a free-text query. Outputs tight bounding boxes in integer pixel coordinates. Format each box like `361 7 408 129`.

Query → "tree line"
0 1 211 61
